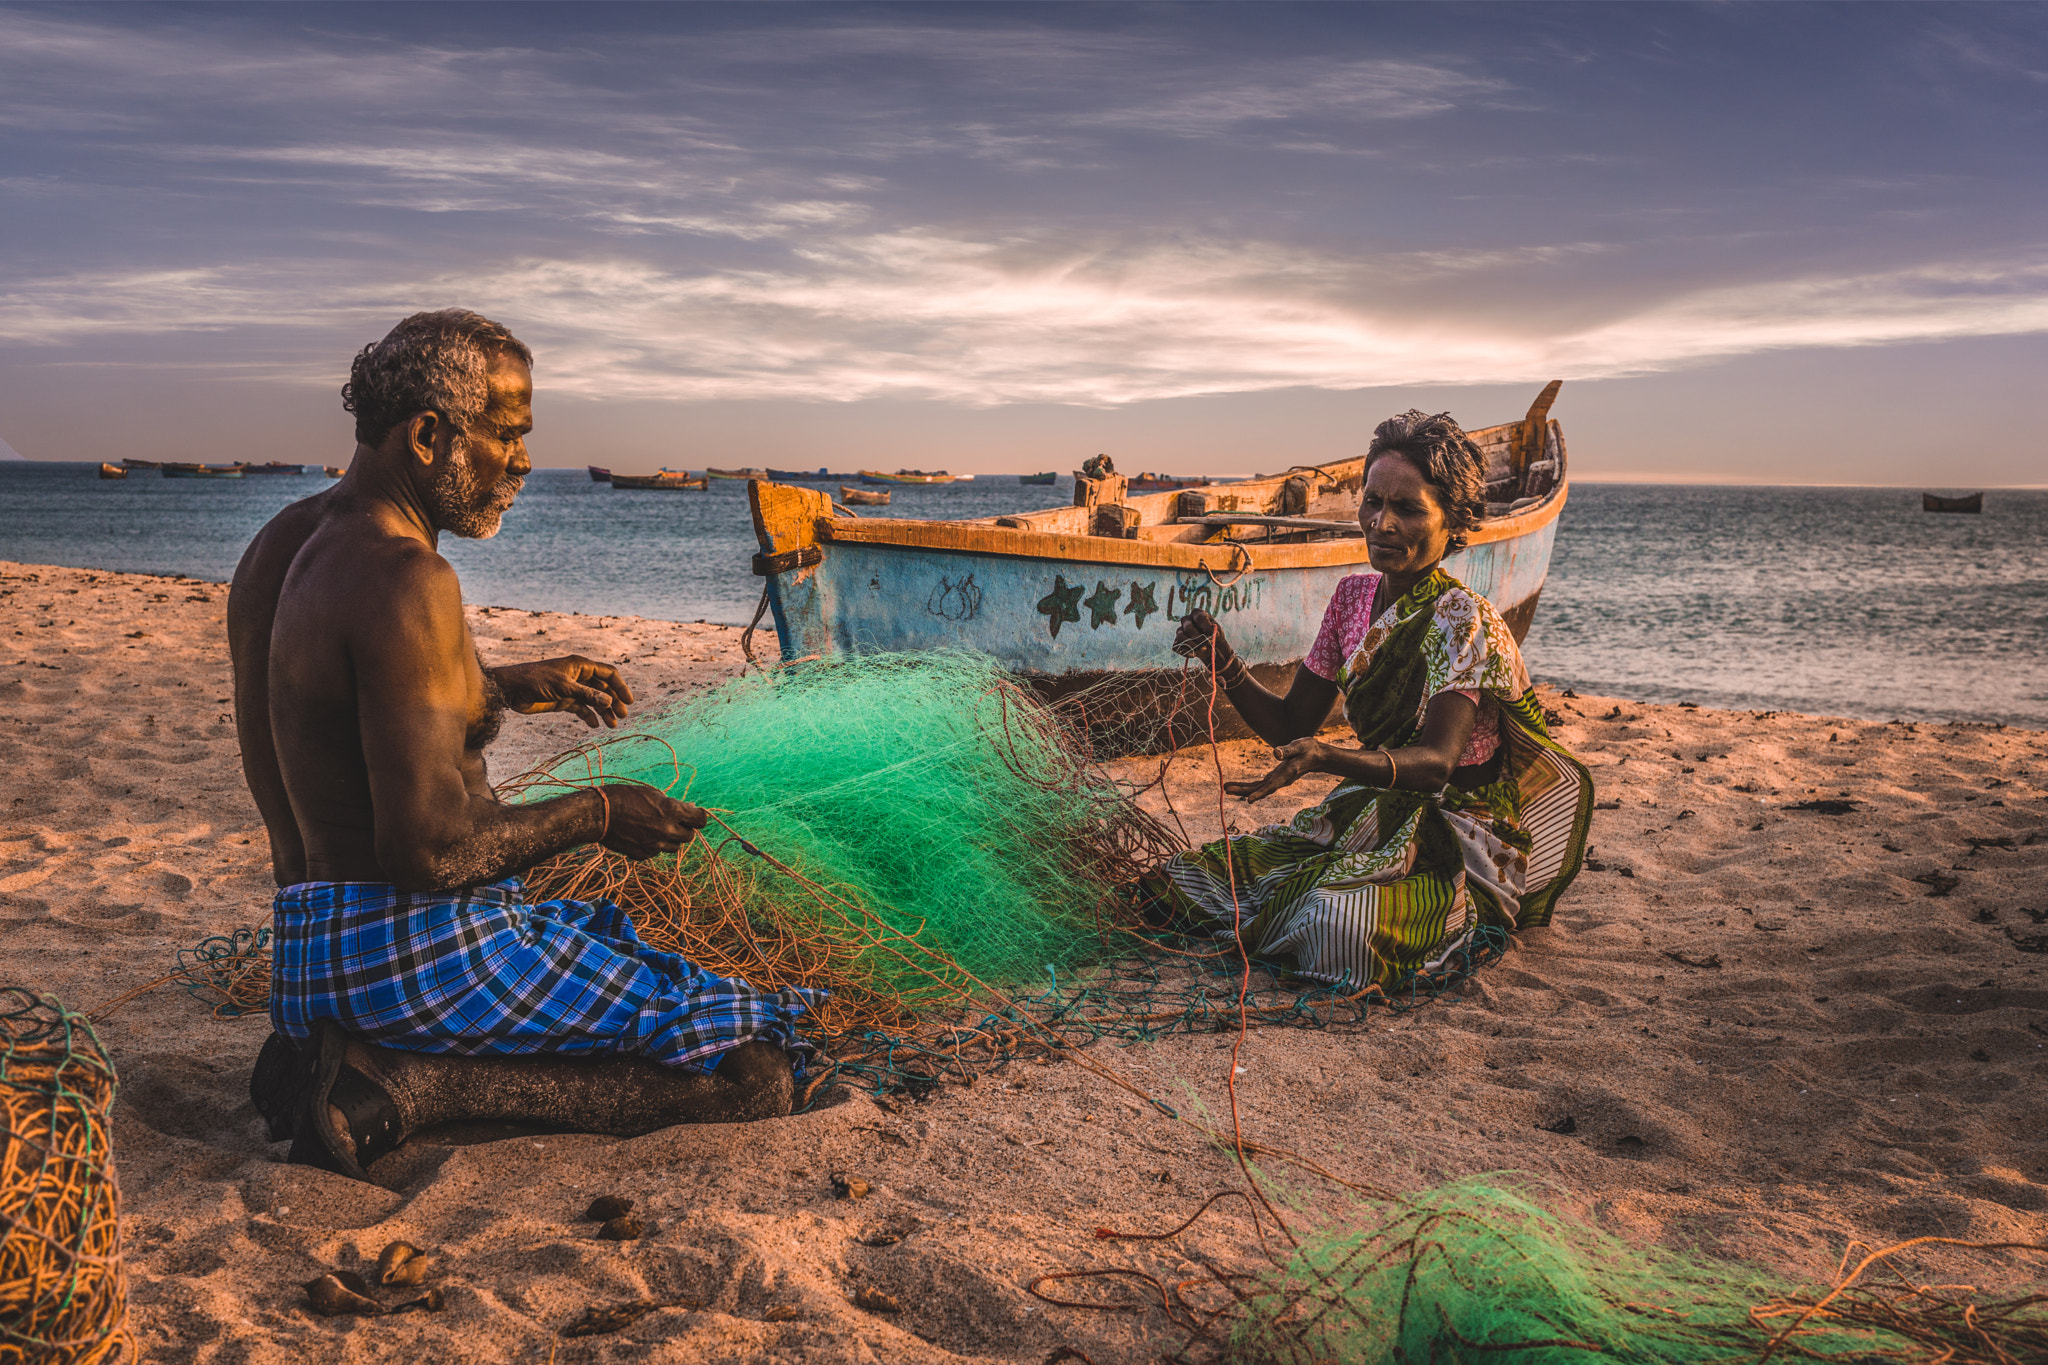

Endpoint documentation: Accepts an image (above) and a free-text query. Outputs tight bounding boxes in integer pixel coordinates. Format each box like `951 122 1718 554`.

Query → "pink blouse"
1302 573 1500 767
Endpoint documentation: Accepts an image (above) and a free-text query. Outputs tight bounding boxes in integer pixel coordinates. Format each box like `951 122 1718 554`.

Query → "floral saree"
1149 569 1594 991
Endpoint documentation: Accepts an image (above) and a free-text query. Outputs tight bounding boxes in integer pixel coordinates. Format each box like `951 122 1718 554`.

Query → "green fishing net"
1228 1178 2047 1365
510 652 1171 1007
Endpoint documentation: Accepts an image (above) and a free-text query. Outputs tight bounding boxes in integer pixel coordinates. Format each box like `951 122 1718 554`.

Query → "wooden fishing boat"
838 484 891 506
120 458 161 470
588 465 612 482
323 466 344 478
1020 472 1058 485
244 462 307 475
162 462 245 479
858 469 956 485
769 468 862 482
1922 491 1982 514
707 467 771 481
611 469 708 490
750 382 1570 751
97 462 126 479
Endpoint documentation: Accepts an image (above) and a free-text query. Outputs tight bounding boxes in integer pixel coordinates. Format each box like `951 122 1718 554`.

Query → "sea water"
3 464 2043 727
1524 484 2047 726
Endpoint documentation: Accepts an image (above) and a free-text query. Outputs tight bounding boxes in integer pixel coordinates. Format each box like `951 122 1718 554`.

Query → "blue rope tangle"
175 926 273 1016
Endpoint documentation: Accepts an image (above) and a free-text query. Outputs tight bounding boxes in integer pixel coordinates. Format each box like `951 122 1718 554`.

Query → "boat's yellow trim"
750 480 831 558
817 478 1566 570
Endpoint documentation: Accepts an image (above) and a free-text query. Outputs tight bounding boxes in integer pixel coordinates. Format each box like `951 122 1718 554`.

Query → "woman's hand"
1223 738 1328 802
1171 609 1235 669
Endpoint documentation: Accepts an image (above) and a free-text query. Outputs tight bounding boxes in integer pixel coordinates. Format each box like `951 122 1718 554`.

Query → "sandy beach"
4 556 2046 1364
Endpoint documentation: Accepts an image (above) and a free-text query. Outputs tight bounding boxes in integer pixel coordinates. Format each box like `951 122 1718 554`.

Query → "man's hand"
597 782 710 860
1223 738 1327 802
490 656 633 728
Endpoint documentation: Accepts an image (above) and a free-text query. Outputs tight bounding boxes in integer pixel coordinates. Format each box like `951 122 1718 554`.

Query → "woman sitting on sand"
1147 409 1593 990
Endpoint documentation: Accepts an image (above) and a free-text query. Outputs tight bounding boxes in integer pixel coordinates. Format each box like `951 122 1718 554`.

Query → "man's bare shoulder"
231 489 331 598
229 488 341 651
290 515 464 621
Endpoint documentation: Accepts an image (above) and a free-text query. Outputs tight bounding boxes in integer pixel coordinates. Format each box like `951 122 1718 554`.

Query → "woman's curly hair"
341 309 532 446
1363 409 1488 553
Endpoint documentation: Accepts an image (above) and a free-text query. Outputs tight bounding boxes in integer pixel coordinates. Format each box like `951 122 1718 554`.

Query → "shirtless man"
231 310 818 1181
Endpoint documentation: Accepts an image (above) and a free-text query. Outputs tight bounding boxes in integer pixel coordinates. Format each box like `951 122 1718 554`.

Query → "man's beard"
427 439 522 540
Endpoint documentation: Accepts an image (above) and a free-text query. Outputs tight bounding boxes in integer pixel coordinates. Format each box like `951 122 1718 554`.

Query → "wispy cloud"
9 234 2046 405
1090 59 1506 135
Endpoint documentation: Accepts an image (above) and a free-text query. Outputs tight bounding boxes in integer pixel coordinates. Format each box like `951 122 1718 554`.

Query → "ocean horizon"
4 462 2042 729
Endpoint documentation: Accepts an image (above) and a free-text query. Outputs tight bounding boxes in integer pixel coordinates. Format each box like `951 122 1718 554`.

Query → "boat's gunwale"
815 476 1566 571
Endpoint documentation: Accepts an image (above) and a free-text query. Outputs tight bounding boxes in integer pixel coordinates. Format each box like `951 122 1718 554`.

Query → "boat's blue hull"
764 523 1556 677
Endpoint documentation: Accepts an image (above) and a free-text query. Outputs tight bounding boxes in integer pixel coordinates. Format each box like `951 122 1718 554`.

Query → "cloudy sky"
3 2 2045 481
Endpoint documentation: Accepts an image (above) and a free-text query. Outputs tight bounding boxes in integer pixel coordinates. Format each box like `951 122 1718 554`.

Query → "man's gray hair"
342 309 532 446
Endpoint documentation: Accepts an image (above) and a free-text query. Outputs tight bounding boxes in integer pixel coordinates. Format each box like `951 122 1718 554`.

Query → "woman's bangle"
1376 747 1398 789
1216 654 1250 687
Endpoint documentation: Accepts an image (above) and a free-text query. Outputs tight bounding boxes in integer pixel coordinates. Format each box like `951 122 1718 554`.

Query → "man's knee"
715 1039 795 1121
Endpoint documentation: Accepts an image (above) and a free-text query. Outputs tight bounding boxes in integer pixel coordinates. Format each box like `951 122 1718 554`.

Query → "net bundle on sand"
504 652 1179 1037
0 989 130 1365
1220 1179 2048 1365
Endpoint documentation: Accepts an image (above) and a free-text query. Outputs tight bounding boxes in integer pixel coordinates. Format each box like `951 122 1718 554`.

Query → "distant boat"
610 469 707 490
121 458 162 470
1923 492 1983 514
768 468 861 482
97 462 126 480
1128 473 1205 493
1020 472 1057 485
706 467 771 480
162 462 244 479
588 466 612 482
858 469 955 485
751 380 1571 752
244 462 307 475
323 466 344 478
838 484 891 506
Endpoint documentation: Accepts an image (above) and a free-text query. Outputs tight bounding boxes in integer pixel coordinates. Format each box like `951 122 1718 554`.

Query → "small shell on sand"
376 1241 432 1286
584 1195 634 1221
304 1272 381 1317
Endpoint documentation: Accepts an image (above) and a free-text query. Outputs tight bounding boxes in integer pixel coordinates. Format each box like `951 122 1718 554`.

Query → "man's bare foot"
284 1021 402 1182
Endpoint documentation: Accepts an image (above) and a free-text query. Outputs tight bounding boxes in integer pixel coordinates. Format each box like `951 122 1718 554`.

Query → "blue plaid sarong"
270 878 823 1075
